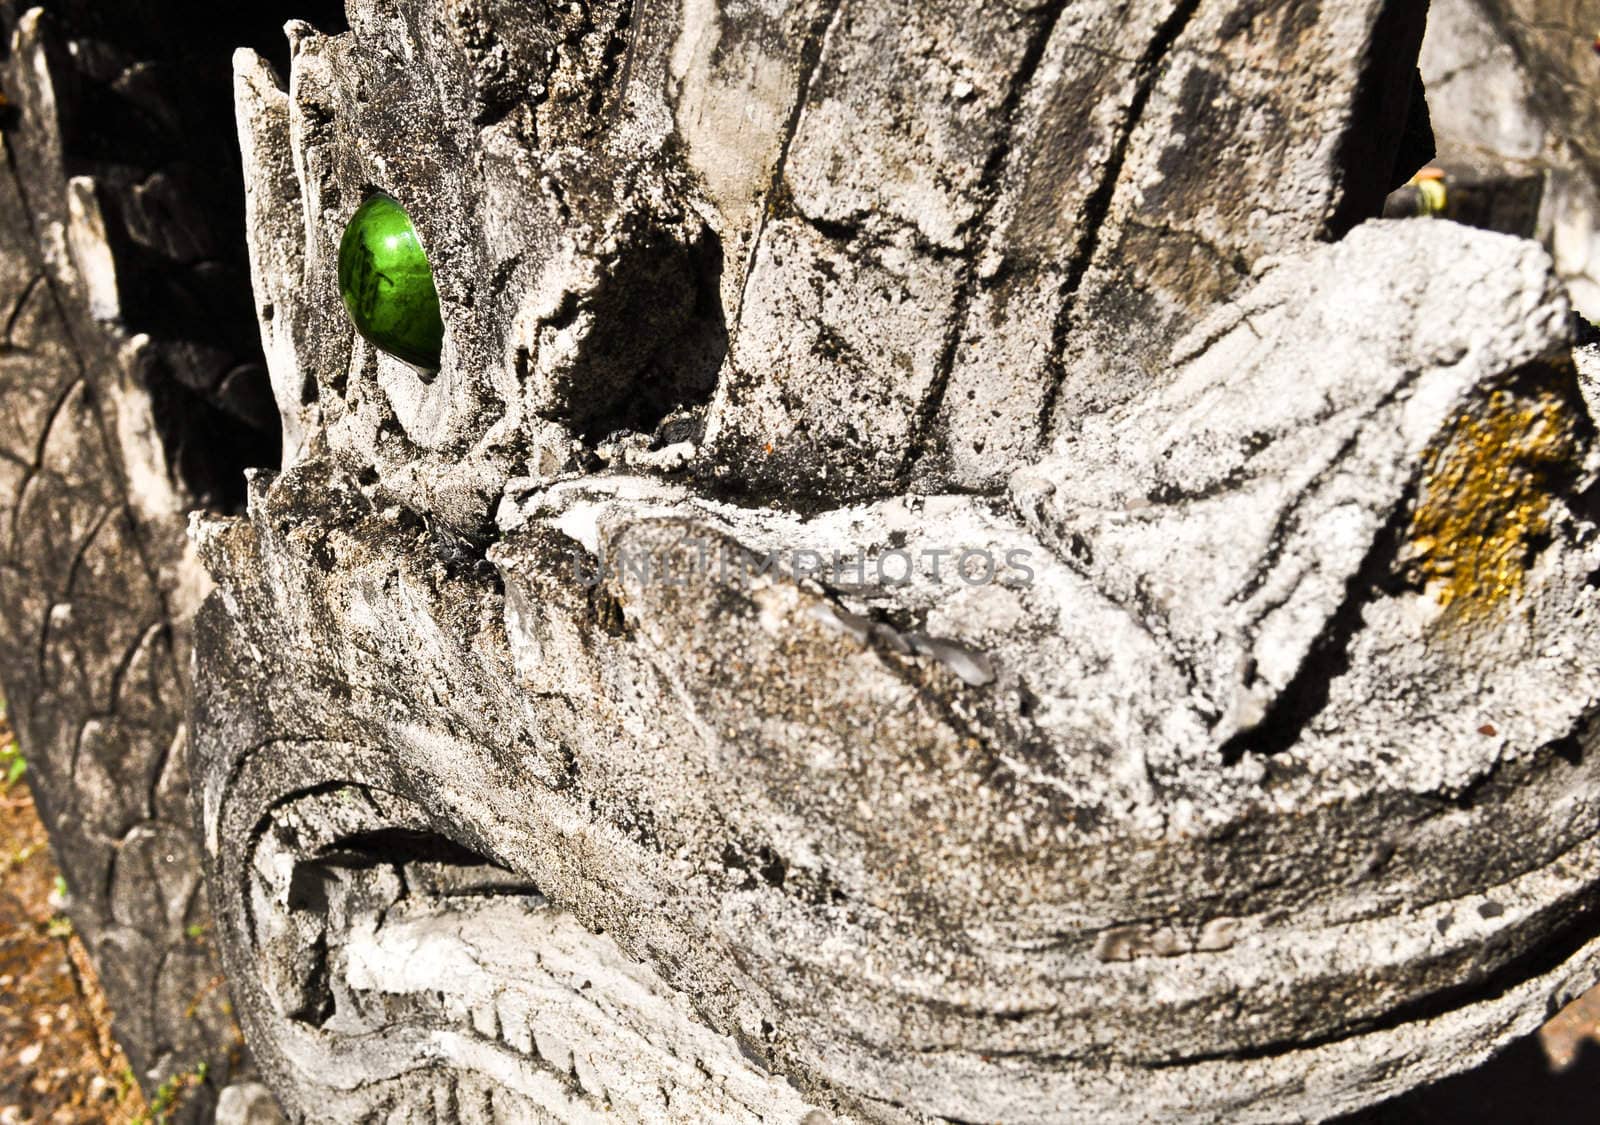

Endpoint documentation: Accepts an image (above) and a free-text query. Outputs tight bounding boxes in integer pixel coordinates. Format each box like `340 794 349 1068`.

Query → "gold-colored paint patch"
1408 364 1586 619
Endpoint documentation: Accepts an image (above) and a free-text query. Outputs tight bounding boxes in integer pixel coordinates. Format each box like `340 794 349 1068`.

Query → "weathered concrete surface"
196 212 1600 1121
1419 0 1600 316
0 0 1591 1120
0 3 315 1114
237 0 1433 519
192 0 1600 1111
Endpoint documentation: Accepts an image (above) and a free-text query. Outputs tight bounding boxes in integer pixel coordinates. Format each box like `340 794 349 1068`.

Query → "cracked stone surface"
0 2 319 1115
4 0 1600 1121
195 223 1600 1122
177 1 1600 1121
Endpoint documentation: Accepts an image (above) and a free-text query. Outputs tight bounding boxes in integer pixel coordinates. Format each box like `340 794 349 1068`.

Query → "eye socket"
337 192 445 372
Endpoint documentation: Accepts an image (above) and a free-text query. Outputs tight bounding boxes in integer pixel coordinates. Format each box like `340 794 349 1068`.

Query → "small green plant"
184 922 207 940
0 738 24 790
45 913 72 937
134 1060 209 1124
114 1065 138 1104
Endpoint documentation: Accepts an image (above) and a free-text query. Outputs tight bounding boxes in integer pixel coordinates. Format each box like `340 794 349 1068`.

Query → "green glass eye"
337 192 445 371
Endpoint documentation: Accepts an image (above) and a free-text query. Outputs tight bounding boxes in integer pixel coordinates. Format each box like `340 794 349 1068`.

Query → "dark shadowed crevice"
1391 67 1437 190
729 0 845 341
1322 0 1432 240
0 1 351 511
571 225 729 442
1033 0 1204 441
266 819 547 1032
1217 491 1412 766
898 0 1073 487
0 3 350 79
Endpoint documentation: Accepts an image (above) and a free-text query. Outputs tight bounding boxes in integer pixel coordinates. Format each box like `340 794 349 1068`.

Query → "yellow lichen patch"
1408 363 1587 620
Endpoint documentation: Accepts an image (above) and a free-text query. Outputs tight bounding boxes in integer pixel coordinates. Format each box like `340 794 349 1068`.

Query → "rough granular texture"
192 0 1600 1116
1409 366 1587 618
6 0 1600 1121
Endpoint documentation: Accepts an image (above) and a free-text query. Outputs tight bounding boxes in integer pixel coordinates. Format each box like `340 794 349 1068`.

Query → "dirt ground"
0 704 149 1125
